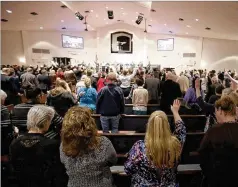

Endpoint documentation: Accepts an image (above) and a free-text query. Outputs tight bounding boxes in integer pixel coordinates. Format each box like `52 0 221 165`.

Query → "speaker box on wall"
107 10 114 19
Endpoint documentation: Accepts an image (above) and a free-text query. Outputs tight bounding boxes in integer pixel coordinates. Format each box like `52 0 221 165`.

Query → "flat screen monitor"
62 35 84 49
157 38 174 51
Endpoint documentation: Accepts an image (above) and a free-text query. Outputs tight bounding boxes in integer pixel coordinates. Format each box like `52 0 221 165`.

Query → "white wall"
1 23 238 71
1 31 25 65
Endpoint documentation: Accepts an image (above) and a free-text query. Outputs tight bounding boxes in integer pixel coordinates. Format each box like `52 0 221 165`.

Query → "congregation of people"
1 63 238 187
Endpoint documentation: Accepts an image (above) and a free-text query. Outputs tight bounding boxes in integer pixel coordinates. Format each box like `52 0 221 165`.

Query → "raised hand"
171 99 181 114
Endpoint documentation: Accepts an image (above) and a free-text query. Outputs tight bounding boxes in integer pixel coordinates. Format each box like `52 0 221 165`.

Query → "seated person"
10 105 67 187
124 100 186 186
13 87 63 133
78 77 97 112
198 96 238 187
132 78 148 115
60 106 117 187
47 79 76 117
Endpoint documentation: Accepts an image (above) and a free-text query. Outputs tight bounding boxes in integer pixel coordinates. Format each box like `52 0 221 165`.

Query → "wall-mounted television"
62 34 84 49
157 38 174 51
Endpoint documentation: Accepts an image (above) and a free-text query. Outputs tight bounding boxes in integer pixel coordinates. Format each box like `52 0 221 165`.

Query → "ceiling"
1 1 238 40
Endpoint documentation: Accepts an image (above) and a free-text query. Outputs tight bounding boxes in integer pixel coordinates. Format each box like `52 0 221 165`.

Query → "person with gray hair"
9 105 68 187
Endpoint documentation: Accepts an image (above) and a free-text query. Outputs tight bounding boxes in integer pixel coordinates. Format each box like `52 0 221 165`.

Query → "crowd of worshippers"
1 63 238 187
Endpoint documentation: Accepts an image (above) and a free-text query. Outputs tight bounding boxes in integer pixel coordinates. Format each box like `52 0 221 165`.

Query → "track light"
75 12 84 20
107 10 114 19
135 15 143 25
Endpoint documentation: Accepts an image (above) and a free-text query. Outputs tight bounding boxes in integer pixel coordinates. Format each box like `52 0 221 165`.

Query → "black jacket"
160 80 182 113
47 91 76 117
198 122 238 187
9 133 68 187
96 83 124 116
37 74 51 91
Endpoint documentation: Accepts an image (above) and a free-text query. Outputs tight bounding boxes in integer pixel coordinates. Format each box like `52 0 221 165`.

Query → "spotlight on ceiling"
107 10 114 19
75 12 84 20
135 14 143 25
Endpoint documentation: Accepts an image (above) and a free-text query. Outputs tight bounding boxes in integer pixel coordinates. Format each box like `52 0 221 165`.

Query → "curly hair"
215 96 236 116
61 106 99 157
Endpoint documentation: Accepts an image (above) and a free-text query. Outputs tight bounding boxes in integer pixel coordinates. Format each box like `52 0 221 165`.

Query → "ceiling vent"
150 9 156 12
205 27 211 30
179 18 184 21
183 53 196 58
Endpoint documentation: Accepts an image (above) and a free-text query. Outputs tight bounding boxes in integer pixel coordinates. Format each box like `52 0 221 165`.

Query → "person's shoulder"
98 136 113 147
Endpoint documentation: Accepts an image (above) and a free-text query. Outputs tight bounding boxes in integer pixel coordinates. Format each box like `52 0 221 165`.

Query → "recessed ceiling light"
106 6 108 9
106 22 108 24
96 14 98 18
6 10 12 13
195 19 199 21
40 26 43 29
30 12 38 16
61 20 64 22
1 19 8 22
121 8 124 9
186 25 191 28
122 12 126 15
136 12 138 14
61 5 67 8
150 20 152 22
132 20 134 22
186 32 188 34
164 23 167 26
90 10 93 12
104 18 106 20
92 28 94 30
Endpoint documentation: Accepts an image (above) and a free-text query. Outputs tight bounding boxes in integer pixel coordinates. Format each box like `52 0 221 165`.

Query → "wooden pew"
124 104 160 115
99 131 204 164
93 114 206 132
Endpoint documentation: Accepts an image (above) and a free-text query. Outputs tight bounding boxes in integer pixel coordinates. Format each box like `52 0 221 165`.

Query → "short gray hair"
0 90 7 101
27 105 55 131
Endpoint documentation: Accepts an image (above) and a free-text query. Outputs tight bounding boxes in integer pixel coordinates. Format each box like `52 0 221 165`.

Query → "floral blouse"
124 120 186 187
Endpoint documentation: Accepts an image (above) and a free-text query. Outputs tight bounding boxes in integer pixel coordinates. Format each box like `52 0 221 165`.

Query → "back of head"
107 72 117 82
27 68 33 73
215 84 225 95
27 105 55 132
86 70 92 77
135 78 144 86
228 92 238 107
84 77 91 88
145 111 181 168
25 87 41 100
41 69 47 75
123 69 128 76
61 106 99 157
55 79 67 90
211 76 218 84
2 68 10 75
215 96 236 117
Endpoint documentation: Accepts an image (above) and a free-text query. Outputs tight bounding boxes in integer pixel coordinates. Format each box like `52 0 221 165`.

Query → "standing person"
160 72 182 114
20 68 39 89
60 106 117 187
37 69 51 94
78 77 97 112
124 100 186 186
1 68 19 105
97 72 106 93
132 78 148 115
198 96 238 187
9 105 67 187
96 72 124 133
144 73 160 104
56 68 64 80
118 68 137 97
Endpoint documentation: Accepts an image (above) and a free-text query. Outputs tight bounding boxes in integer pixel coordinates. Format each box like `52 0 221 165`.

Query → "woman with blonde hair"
60 106 117 187
77 77 97 112
124 99 186 186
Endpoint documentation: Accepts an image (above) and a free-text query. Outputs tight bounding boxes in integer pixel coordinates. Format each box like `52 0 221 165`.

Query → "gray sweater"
60 136 117 187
